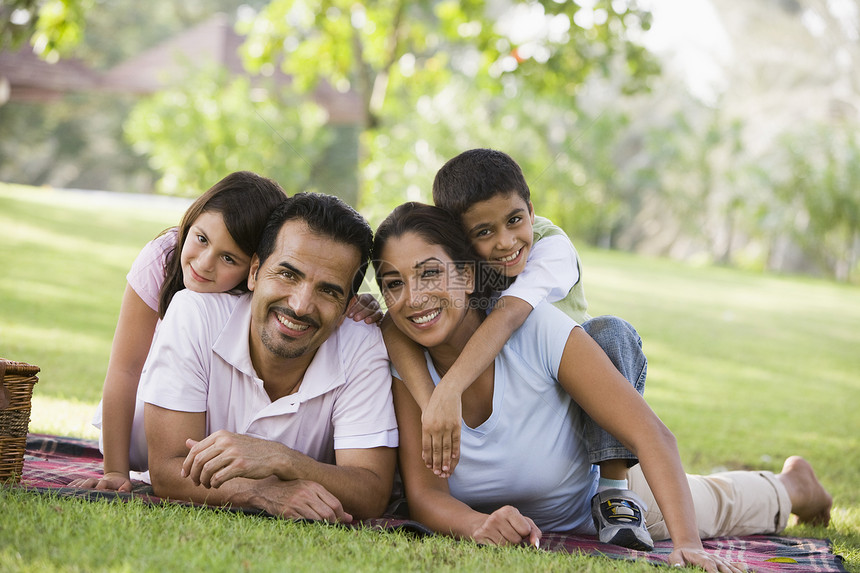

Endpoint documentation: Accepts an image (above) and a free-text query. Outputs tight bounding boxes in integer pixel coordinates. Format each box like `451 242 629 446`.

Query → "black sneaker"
591 488 654 551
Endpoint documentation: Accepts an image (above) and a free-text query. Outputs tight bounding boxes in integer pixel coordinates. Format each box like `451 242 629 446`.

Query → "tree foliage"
124 67 330 197
1 0 92 62
5 0 860 282
771 126 860 282
230 0 659 220
239 0 656 128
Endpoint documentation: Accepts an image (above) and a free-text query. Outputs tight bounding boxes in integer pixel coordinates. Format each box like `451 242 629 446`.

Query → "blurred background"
1 0 858 283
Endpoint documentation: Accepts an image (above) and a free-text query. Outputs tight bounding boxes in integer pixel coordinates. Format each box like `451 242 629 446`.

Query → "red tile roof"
0 13 364 124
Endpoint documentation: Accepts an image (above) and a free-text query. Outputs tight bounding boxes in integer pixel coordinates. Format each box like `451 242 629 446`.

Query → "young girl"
75 172 380 492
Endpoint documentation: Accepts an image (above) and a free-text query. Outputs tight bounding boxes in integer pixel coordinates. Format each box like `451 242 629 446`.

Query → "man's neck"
249 336 318 402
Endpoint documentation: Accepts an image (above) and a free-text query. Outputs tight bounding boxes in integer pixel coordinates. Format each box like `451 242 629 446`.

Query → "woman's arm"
392 378 540 546
556 327 736 570
99 284 159 488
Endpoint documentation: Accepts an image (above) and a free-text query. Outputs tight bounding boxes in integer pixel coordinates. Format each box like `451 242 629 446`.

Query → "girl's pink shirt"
126 228 177 312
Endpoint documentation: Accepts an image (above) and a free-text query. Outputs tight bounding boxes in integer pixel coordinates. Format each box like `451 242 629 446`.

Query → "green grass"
1 182 858 571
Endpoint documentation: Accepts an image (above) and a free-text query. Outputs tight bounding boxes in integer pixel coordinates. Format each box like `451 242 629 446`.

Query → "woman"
373 203 831 572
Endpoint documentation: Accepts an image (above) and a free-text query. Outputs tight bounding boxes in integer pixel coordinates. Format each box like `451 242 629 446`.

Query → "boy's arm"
424 296 533 478
380 314 435 411
503 234 580 308
347 293 384 324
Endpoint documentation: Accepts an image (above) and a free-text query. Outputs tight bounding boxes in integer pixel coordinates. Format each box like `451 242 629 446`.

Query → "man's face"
247 220 360 364
460 192 535 278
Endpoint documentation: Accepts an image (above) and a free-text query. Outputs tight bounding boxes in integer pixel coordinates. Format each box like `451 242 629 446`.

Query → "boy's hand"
347 293 384 324
421 385 462 478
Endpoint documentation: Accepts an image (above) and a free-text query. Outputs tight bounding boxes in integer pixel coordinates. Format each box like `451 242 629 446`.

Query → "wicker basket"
0 359 40 484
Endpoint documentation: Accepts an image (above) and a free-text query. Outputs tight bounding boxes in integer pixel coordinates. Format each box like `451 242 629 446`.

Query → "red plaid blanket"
17 434 848 572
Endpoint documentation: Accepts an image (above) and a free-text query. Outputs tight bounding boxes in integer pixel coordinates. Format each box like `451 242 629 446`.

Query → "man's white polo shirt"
138 290 398 464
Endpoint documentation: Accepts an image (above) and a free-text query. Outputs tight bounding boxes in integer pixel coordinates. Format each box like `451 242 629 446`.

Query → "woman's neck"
426 308 484 376
427 307 495 429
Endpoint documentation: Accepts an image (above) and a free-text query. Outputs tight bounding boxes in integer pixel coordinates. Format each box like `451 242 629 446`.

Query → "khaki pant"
628 465 792 540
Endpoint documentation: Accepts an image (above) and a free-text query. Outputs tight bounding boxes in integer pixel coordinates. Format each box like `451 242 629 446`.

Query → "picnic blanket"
15 434 848 572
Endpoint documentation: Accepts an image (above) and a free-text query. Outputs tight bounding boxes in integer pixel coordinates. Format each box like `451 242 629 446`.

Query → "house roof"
99 13 363 124
99 13 246 94
0 47 102 102
0 13 364 124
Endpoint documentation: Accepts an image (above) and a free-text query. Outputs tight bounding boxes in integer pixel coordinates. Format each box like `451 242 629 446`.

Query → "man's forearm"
157 435 395 519
150 456 263 510
270 446 394 519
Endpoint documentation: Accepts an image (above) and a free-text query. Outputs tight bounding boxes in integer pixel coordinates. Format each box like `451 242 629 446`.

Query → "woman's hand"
347 293 384 324
471 506 541 548
668 547 746 572
69 471 133 492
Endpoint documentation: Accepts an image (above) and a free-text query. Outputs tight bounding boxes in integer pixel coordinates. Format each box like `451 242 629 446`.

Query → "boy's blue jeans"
581 315 647 467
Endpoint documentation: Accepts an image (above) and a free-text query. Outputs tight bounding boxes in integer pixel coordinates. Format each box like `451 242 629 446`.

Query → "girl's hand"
347 293 384 324
668 547 746 572
69 472 133 492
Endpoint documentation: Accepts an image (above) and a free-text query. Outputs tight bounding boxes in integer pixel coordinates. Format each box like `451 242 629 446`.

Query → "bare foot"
776 456 832 526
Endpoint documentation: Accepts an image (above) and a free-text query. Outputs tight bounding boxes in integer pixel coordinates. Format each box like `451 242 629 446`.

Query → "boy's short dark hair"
257 192 373 298
432 148 531 217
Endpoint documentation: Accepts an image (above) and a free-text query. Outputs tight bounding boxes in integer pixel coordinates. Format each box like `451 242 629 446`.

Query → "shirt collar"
212 294 257 380
212 295 348 404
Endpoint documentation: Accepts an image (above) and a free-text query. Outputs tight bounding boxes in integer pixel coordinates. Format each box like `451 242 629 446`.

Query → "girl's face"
180 211 252 293
376 232 474 349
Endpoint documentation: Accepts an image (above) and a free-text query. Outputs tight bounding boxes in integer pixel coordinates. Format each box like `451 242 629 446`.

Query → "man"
140 193 397 522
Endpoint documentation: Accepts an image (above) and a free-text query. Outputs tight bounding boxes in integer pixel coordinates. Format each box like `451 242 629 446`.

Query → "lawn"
1 182 858 572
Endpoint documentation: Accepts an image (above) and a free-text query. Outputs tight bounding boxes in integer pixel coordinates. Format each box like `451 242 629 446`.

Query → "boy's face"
460 191 535 278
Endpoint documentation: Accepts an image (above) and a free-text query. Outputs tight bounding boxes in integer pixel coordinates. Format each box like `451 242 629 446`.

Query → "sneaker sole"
605 529 654 552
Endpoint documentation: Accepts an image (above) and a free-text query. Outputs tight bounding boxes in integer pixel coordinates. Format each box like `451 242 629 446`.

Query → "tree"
1 0 92 62
236 0 658 210
0 1 273 194
241 1 656 127
124 67 330 197
771 126 860 282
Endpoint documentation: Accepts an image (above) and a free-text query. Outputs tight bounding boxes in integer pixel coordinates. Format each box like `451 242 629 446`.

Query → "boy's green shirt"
531 216 591 325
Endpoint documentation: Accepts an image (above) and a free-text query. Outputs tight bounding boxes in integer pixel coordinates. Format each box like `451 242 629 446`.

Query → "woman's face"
376 232 474 349
180 211 252 293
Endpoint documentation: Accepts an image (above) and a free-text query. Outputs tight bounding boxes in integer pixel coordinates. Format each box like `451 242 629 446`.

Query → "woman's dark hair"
157 171 287 317
372 202 498 306
256 192 373 299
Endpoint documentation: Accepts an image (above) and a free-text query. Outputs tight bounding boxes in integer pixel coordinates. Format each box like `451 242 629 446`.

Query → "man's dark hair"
432 148 531 217
257 192 373 298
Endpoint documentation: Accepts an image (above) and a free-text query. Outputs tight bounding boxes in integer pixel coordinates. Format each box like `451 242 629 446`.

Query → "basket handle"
0 361 8 410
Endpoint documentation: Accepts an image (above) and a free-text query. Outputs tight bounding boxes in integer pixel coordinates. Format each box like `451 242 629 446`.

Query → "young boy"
381 148 654 550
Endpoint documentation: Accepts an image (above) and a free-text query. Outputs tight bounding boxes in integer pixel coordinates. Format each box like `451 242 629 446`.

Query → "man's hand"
347 293 384 324
668 547 746 572
182 431 284 488
472 506 541 547
421 385 462 478
257 477 353 523
69 472 133 492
